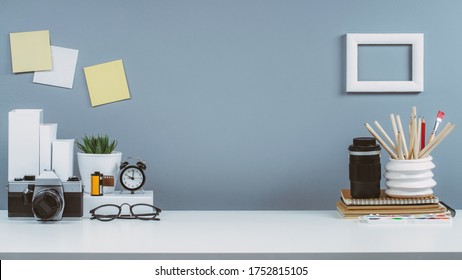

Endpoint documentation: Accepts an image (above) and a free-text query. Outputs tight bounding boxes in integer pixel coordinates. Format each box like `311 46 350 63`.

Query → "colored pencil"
366 107 454 160
421 118 426 150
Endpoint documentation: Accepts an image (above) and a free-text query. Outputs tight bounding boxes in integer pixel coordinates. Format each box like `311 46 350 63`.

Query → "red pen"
421 118 426 150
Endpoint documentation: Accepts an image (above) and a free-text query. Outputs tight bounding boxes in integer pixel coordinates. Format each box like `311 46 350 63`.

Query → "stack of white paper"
39 123 58 173
52 139 75 181
8 109 43 180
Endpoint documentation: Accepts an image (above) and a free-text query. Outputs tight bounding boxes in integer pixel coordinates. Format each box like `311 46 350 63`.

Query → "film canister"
91 171 103 196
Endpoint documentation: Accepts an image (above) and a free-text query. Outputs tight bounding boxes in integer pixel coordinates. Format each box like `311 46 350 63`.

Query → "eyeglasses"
89 203 161 221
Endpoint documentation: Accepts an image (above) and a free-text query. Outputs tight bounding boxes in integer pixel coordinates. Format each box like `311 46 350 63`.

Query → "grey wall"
1 0 461 210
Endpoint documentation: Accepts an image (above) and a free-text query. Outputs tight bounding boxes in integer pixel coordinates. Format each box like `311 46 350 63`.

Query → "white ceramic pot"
77 151 122 194
384 156 436 197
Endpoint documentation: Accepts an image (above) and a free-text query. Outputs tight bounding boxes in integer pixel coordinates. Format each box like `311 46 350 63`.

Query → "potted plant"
76 134 122 194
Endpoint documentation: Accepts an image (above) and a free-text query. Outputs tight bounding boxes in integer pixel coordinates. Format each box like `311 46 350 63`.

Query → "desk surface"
1 210 461 259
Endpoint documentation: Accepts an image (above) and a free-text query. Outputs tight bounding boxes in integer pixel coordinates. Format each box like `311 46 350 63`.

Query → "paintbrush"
427 110 445 144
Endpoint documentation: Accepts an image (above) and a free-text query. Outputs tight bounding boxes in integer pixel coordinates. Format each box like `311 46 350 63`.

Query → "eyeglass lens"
130 204 161 220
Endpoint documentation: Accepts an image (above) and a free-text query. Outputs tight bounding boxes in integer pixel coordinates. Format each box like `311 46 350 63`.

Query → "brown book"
336 200 449 218
341 189 439 206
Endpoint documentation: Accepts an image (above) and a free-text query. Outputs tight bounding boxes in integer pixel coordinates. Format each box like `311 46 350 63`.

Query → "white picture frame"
346 33 424 92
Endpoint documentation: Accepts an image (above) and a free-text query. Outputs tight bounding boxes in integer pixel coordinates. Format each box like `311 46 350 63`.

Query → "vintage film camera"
7 170 83 221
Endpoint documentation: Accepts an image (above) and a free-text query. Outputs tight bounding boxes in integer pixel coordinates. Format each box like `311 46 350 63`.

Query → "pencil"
420 123 455 158
365 123 398 159
409 107 417 158
397 131 404 159
419 122 453 158
414 113 418 158
396 115 408 159
421 117 426 150
409 123 414 159
390 114 399 152
374 120 396 151
415 117 421 159
410 115 417 159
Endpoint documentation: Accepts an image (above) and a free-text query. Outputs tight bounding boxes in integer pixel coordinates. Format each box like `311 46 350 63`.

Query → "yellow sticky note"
84 60 131 107
10 30 52 73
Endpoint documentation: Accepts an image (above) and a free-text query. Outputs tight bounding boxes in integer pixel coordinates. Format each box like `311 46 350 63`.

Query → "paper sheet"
10 30 52 73
33 46 79 89
40 123 58 173
52 139 75 181
83 59 131 106
8 109 43 180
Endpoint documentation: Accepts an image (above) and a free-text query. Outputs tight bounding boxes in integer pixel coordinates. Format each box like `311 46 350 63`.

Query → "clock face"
120 166 145 190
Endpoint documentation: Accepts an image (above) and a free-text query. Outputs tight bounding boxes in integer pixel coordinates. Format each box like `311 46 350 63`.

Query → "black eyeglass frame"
89 203 161 221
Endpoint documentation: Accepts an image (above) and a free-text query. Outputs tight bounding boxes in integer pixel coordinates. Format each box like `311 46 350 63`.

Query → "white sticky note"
33 46 79 89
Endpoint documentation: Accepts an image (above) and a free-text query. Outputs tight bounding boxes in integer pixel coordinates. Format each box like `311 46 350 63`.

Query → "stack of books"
336 189 455 218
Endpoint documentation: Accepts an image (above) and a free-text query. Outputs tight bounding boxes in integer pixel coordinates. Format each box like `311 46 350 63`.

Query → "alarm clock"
119 157 146 193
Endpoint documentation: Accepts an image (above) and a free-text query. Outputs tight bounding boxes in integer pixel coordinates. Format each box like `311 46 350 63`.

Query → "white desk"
1 210 461 259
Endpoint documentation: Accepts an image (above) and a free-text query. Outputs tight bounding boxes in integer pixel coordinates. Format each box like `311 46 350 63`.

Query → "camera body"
8 170 83 220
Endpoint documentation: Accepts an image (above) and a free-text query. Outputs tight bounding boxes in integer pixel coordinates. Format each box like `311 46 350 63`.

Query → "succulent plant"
76 134 118 154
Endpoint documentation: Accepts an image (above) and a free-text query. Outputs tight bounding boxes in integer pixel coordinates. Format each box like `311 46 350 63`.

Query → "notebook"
341 189 439 206
336 200 450 218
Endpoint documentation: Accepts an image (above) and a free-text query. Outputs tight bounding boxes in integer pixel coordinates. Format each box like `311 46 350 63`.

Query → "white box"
8 109 43 180
83 191 154 218
52 139 74 181
39 123 57 173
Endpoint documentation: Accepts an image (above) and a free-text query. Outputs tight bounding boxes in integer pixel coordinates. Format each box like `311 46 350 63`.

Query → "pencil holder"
384 156 436 197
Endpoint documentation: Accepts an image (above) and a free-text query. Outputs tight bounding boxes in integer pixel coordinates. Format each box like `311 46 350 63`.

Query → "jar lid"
349 137 381 152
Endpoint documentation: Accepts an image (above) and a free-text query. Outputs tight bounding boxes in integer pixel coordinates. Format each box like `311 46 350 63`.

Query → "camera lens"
32 189 64 221
349 137 381 198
